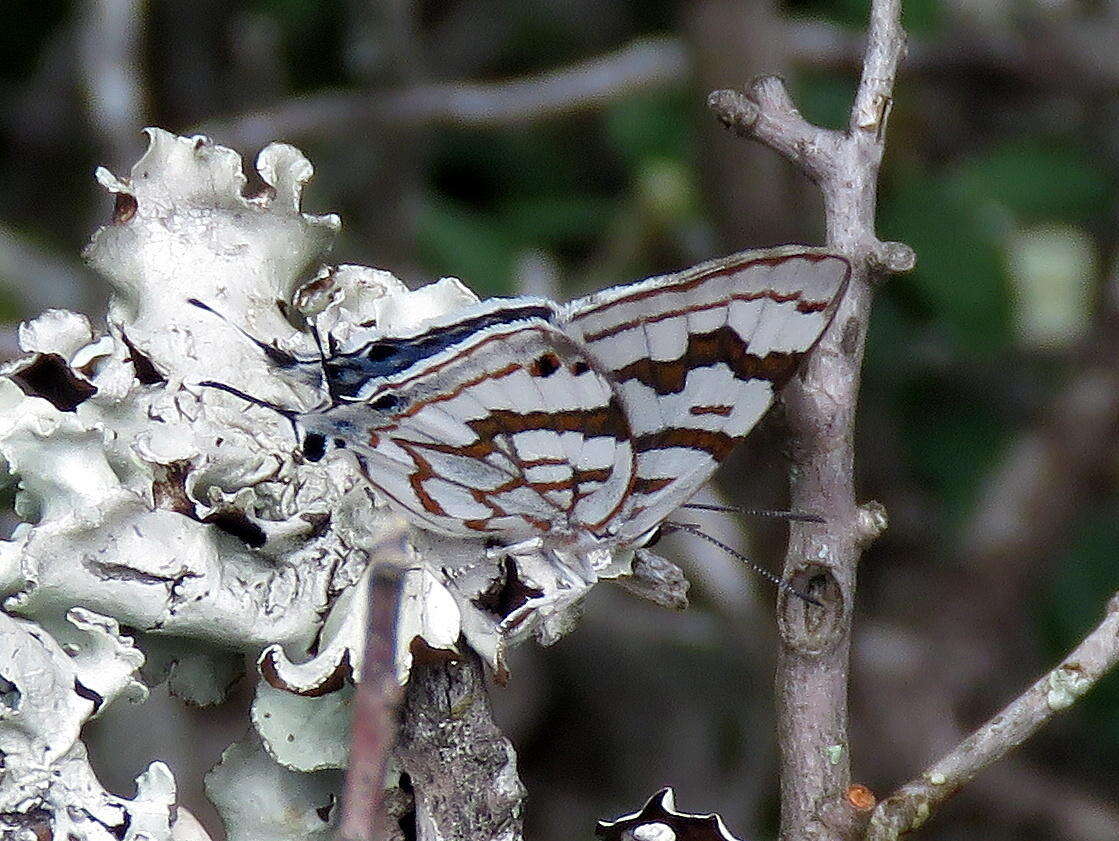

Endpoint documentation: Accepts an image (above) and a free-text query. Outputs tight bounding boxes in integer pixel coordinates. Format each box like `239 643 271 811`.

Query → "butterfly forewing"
305 306 637 544
562 247 850 542
297 247 848 554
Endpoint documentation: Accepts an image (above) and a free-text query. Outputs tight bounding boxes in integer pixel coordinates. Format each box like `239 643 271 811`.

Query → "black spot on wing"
370 392 402 411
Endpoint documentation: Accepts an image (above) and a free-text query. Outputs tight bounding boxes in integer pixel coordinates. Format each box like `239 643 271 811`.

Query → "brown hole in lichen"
152 461 196 517
120 332 166 385
241 166 274 201
473 557 544 618
259 649 352 697
300 510 332 539
202 509 267 548
294 271 336 305
4 807 53 841
9 353 97 412
112 192 138 224
409 635 459 668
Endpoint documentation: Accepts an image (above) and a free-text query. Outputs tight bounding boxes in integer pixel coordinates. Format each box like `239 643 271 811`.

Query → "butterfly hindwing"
561 246 850 542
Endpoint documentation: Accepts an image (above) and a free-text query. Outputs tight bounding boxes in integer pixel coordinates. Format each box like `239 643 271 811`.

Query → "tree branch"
337 527 410 841
396 654 526 841
866 592 1119 840
709 3 910 840
198 38 689 149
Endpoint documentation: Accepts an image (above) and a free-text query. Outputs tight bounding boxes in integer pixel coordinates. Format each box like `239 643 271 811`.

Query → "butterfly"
196 246 848 619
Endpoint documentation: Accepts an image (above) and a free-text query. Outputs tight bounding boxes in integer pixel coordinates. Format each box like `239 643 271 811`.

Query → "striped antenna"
664 521 822 606
187 298 317 369
680 502 825 523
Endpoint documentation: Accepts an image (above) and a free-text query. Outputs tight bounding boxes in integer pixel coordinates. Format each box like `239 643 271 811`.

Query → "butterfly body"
295 246 850 566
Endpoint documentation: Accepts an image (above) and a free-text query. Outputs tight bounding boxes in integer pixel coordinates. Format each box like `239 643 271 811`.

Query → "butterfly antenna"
665 521 822 606
680 502 825 524
187 298 307 369
304 318 341 403
307 321 327 362
196 380 301 440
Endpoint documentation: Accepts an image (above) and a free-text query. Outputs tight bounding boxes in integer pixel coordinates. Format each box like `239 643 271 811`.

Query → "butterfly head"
188 298 346 455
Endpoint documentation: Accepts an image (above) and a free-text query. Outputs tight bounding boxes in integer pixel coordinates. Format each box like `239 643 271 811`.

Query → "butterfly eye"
370 393 401 411
365 343 397 362
301 432 326 462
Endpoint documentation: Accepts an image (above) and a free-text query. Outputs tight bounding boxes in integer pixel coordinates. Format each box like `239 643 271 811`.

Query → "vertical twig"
337 530 410 841
708 2 911 839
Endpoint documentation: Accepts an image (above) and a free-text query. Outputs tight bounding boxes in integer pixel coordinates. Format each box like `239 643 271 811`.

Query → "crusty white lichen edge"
0 128 633 841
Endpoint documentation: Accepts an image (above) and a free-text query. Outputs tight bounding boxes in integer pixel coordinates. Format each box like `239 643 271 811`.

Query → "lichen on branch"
0 128 577 840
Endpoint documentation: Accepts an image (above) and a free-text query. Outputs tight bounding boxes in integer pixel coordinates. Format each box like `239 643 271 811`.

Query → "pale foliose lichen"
0 129 660 839
1045 663 1091 711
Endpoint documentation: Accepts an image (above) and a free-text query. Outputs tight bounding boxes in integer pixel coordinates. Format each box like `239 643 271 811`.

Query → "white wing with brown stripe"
561 246 850 544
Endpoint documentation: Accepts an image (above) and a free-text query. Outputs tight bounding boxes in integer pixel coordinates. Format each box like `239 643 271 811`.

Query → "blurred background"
4 0 1119 839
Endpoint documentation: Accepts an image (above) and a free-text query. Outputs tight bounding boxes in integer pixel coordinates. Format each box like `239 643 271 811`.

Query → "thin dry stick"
337 528 410 841
866 592 1119 841
199 38 689 150
708 2 910 840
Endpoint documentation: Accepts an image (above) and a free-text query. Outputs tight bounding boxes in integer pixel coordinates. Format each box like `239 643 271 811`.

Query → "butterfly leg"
485 536 545 561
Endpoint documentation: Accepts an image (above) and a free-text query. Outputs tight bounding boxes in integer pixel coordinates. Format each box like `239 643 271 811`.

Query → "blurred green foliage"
418 90 698 294
1040 505 1119 754
794 70 858 130
955 139 1112 228
870 135 1113 529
